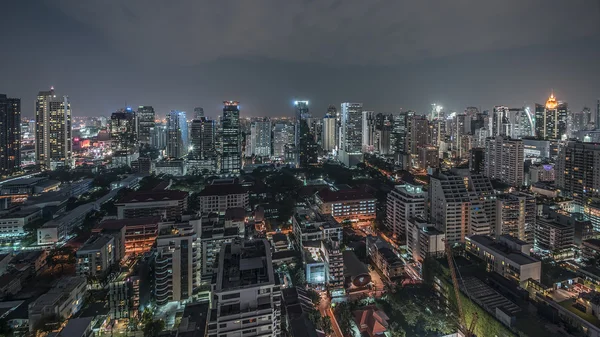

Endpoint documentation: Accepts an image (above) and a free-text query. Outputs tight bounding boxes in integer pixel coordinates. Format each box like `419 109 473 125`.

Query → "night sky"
2 1 600 118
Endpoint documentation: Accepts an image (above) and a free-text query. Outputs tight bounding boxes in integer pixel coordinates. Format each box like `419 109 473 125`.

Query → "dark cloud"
50 0 600 66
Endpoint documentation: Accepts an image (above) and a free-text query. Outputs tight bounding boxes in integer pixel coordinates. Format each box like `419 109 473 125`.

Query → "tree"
143 319 165 337
307 289 321 307
321 316 333 335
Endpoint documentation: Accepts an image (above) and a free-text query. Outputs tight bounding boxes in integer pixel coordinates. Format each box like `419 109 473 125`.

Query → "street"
319 293 344 337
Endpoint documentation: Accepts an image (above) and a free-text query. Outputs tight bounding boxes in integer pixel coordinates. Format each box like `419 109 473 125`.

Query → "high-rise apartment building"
166 110 188 158
0 94 20 177
110 108 138 166
136 106 155 145
535 94 568 140
322 112 337 152
362 111 375 153
340 102 363 153
556 141 600 206
249 118 272 157
155 223 199 306
385 183 425 241
35 88 72 170
190 117 216 160
484 136 524 187
221 101 241 174
193 107 204 119
495 192 536 243
273 123 294 159
408 115 430 155
208 239 281 337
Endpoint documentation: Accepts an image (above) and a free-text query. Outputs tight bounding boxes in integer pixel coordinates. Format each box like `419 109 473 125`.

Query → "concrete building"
110 108 138 167
385 183 425 241
556 141 600 206
495 193 536 243
136 105 155 145
339 103 363 166
198 179 248 215
76 235 115 277
198 215 244 284
534 93 568 140
366 236 403 281
0 207 41 238
273 123 295 159
35 88 72 170
528 163 555 185
315 188 376 224
190 117 216 161
249 118 272 157
28 277 87 332
208 239 281 337
221 101 242 175
484 136 524 187
94 217 159 256
166 110 188 159
37 203 98 245
322 112 337 152
406 217 445 263
116 190 188 221
466 235 541 283
155 223 199 306
0 94 20 177
535 215 576 260
418 146 439 170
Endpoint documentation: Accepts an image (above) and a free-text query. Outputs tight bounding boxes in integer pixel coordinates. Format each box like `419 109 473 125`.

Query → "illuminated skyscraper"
221 101 241 174
0 94 20 176
35 87 72 170
190 117 215 160
166 110 188 158
273 123 294 159
136 106 155 145
484 136 524 187
249 118 272 157
534 93 568 140
193 107 204 119
110 108 138 166
340 102 363 153
362 111 375 153
322 111 336 153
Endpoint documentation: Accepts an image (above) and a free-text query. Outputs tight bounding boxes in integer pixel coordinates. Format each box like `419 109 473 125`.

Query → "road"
319 293 343 337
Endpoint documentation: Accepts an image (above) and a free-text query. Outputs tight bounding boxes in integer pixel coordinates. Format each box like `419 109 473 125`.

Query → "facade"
469 147 485 174
315 188 376 223
366 235 403 281
221 101 241 174
136 105 155 145
322 112 337 152
37 203 97 245
190 117 216 160
340 102 363 154
535 216 575 260
110 109 138 167
35 88 72 170
28 277 87 332
418 146 439 169
116 190 188 221
0 94 20 177
556 141 600 205
198 179 248 215
194 107 204 119
495 193 536 243
408 115 430 155
0 207 41 238
155 223 199 306
273 123 295 159
94 217 159 255
406 217 445 263
534 94 568 140
385 183 425 241
208 239 281 337
198 215 244 284
484 136 524 187
76 235 115 277
529 163 555 185
249 118 272 157
166 110 188 158
362 111 375 152
322 238 344 287
466 235 541 283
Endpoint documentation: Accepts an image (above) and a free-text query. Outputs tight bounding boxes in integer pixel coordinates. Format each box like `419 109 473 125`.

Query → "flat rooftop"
218 239 273 290
317 188 375 203
78 235 112 252
468 235 539 266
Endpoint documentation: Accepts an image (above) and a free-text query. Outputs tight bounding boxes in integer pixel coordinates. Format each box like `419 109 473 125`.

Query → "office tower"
573 107 591 133
430 118 446 148
418 146 439 169
535 93 568 140
484 136 524 187
386 183 425 241
375 117 392 155
496 192 536 243
469 148 485 174
294 100 310 156
428 170 495 243
0 94 20 176
249 118 272 157
35 88 72 170
208 239 281 337
491 106 511 137
150 123 167 151
155 223 199 306
166 110 188 158
221 101 241 174
298 118 318 168
110 108 139 167
190 117 216 159
322 111 337 152
273 123 294 159
193 107 204 119
518 107 535 137
407 115 430 155
362 111 375 153
136 106 155 145
340 102 363 153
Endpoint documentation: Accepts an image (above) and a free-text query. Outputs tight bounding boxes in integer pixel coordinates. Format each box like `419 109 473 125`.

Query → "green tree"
143 319 165 337
321 316 333 335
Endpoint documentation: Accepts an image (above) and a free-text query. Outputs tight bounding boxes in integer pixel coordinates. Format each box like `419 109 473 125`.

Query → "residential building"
534 93 568 140
495 193 536 243
385 183 425 241
418 146 439 169
28 277 87 332
35 88 72 170
0 207 41 238
315 188 376 223
366 236 403 281
484 136 524 187
110 108 139 167
166 110 188 158
198 215 244 284
322 112 337 152
534 216 575 260
529 163 555 185
0 94 20 177
116 190 188 221
76 235 115 277
198 179 248 215
339 102 363 166
556 141 600 206
406 217 446 263
208 239 281 337
190 117 216 161
37 203 98 245
407 115 430 155
273 123 295 159
136 105 155 145
321 237 344 288
94 217 159 256
249 118 272 157
466 235 541 283
155 223 199 306
221 101 241 174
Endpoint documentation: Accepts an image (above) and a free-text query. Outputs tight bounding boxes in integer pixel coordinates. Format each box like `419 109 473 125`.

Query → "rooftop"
317 188 375 203
77 235 113 253
468 235 540 266
198 182 246 196
217 239 273 291
55 317 93 337
1 177 46 187
95 216 161 231
117 190 188 203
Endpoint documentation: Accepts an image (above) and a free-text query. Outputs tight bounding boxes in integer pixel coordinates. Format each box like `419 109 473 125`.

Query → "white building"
76 235 115 277
208 239 281 337
406 217 445 263
37 203 98 246
249 118 272 157
322 113 337 152
484 136 524 187
385 183 425 241
198 179 248 215
272 123 294 159
28 277 87 332
362 111 375 153
339 102 363 166
0 207 41 238
155 223 199 306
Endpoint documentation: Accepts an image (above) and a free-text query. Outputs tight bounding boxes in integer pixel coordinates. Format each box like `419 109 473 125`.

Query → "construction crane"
444 240 478 337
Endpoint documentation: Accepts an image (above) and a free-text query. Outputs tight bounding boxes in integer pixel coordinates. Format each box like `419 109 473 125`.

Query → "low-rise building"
116 190 188 221
0 207 41 238
466 235 541 283
154 159 186 176
535 215 576 260
198 179 248 215
94 216 159 256
76 235 116 277
366 236 403 281
28 277 87 332
37 203 98 245
406 217 445 263
51 316 94 337
315 188 376 223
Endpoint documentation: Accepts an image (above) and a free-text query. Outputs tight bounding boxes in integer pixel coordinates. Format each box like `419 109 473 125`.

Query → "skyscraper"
190 117 216 160
136 106 155 145
0 94 20 177
110 108 138 166
407 115 430 155
484 136 524 187
556 141 600 205
340 103 363 153
221 101 241 174
193 107 204 119
386 183 425 240
322 111 337 152
273 123 294 159
362 111 375 153
35 88 72 170
249 118 272 157
166 110 188 158
294 100 310 165
535 93 568 140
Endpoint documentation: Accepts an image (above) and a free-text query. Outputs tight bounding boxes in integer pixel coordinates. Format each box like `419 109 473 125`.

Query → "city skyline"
1 1 599 118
